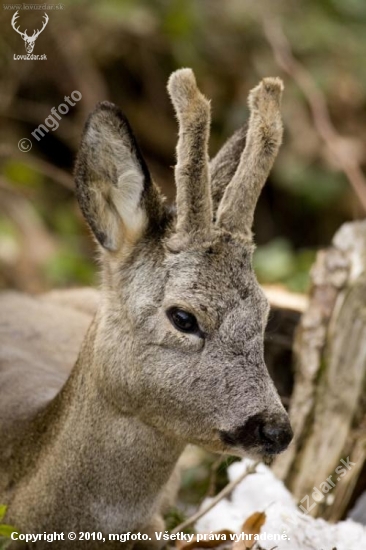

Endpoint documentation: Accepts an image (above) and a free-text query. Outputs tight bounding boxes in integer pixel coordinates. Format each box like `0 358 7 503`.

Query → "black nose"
220 414 293 455
259 420 293 454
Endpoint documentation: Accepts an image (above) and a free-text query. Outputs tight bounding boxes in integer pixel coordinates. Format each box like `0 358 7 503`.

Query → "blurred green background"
1 0 365 293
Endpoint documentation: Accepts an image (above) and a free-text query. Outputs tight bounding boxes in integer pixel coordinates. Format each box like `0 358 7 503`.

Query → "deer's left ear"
75 101 165 252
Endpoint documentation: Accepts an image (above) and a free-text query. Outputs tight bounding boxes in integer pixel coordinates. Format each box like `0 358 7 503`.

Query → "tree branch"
263 18 366 212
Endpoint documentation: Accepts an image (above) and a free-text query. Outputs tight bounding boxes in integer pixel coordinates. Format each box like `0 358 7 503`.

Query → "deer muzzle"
219 412 293 456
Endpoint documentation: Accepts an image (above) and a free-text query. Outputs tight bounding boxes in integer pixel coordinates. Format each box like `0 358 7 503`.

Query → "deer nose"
259 419 293 454
219 413 293 455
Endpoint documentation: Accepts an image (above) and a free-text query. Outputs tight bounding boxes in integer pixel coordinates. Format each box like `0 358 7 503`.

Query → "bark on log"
273 220 366 521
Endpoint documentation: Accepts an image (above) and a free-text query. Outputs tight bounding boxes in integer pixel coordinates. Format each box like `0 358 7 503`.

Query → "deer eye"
167 307 201 335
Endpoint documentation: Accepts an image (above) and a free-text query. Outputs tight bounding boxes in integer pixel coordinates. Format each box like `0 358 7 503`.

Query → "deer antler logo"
11 11 49 54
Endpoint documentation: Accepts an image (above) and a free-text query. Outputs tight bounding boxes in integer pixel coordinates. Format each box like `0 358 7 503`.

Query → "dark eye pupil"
168 308 198 333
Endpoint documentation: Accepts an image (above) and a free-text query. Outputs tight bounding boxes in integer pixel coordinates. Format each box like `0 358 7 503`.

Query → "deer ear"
75 102 164 252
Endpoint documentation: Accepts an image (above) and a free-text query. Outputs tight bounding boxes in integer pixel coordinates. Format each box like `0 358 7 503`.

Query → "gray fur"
210 125 247 213
0 69 291 549
216 77 284 237
167 69 212 247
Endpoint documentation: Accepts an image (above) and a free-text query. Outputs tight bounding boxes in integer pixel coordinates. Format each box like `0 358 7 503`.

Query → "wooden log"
273 220 366 521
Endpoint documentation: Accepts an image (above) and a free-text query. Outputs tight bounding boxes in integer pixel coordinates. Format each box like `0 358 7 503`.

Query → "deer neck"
20 312 184 531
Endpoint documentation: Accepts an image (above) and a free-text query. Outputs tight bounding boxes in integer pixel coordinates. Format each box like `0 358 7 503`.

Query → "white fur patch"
112 171 146 235
111 137 147 237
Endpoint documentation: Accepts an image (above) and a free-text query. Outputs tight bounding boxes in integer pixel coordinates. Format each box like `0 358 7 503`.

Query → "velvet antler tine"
216 78 284 237
210 125 247 214
167 69 212 241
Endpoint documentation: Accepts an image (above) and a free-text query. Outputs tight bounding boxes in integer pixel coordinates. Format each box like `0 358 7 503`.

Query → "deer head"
11 11 49 54
74 69 293 458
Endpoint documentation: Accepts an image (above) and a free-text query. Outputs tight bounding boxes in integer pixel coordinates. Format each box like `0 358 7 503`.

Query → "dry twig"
204 455 225 499
171 462 259 534
263 18 366 211
0 144 74 190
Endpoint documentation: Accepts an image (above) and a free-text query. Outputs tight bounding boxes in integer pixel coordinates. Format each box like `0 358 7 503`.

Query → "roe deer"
0 69 292 548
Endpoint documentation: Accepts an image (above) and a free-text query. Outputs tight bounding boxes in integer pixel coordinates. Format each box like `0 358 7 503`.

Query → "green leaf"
0 525 17 538
43 248 95 286
0 508 6 523
254 239 295 283
3 160 41 188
